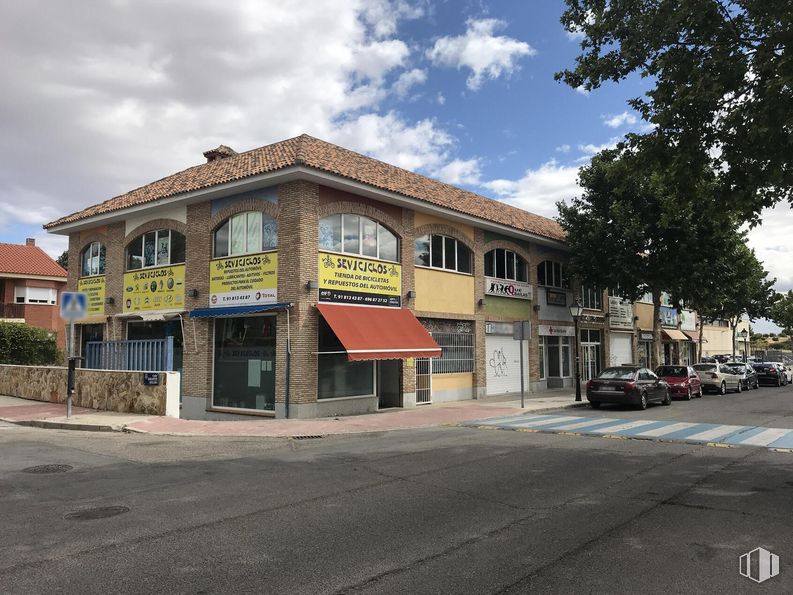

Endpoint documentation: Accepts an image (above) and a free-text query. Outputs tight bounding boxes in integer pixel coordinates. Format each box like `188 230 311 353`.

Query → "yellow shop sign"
123 265 185 313
77 276 106 316
209 252 278 307
318 251 401 307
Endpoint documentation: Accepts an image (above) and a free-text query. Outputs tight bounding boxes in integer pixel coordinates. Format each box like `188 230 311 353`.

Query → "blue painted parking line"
463 414 793 451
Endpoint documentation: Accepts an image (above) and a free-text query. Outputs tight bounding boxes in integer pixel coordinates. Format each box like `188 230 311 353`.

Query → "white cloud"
436 92 446 105
426 18 536 90
577 138 620 159
392 68 427 97
433 158 482 185
555 144 571 153
0 0 468 231
603 111 638 128
482 160 581 218
575 85 590 96
746 204 793 293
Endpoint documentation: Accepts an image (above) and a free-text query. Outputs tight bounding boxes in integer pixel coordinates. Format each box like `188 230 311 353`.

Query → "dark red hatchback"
586 366 671 410
655 365 703 400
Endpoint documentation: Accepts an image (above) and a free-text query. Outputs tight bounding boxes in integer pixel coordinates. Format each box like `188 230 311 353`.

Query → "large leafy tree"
770 290 793 334
557 0 793 220
557 143 732 367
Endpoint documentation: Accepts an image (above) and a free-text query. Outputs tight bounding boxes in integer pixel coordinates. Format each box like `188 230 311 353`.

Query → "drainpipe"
285 305 292 419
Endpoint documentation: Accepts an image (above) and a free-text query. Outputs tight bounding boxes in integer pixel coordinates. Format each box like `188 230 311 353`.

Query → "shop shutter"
609 334 633 367
485 335 528 396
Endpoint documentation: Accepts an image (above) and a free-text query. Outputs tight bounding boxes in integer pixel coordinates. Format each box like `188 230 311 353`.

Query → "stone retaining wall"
0 365 180 416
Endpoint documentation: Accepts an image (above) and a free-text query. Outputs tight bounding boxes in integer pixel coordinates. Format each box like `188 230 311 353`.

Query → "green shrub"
0 322 61 365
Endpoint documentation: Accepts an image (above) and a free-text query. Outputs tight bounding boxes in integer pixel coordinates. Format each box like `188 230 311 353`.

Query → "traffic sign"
60 292 87 320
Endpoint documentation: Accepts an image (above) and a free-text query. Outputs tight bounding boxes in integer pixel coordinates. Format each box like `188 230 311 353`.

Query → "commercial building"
0 239 67 348
47 135 601 419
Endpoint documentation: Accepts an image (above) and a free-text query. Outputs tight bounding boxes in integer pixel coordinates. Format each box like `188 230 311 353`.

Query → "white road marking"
686 425 746 442
551 418 623 431
588 420 659 434
738 428 793 446
510 415 582 428
633 422 699 437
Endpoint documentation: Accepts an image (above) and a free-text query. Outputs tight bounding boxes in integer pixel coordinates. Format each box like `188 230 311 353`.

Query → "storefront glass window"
361 217 378 258
562 337 571 377
317 317 374 399
80 241 106 277
213 316 276 411
546 336 560 377
213 212 278 258
343 214 360 254
416 234 472 274
539 337 546 379
144 232 156 267
379 224 398 262
230 214 246 255
127 230 186 271
415 235 430 266
320 214 398 262
246 212 262 254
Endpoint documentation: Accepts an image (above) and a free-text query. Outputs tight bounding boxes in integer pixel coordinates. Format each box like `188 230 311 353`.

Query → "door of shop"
415 358 431 404
485 334 528 396
609 333 633 367
581 330 602 382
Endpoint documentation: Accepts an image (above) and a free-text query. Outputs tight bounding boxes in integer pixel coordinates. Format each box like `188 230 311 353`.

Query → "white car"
768 362 793 384
692 362 742 395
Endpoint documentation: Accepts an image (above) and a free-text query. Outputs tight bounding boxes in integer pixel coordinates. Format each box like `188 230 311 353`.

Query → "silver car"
692 363 742 395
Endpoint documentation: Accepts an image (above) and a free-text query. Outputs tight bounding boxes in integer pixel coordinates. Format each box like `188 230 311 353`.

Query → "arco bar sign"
484 277 533 300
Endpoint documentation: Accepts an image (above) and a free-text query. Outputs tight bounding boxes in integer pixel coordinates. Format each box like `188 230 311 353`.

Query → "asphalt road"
1 387 792 594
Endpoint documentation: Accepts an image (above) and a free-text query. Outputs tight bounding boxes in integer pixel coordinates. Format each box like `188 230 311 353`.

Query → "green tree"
770 290 793 334
557 0 793 220
557 143 732 368
0 322 61 365
56 250 68 270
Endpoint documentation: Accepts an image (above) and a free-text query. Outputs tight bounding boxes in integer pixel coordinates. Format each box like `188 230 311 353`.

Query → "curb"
1 418 121 432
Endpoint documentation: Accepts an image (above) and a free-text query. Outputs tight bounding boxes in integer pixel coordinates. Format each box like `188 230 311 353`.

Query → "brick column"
473 228 487 399
401 209 417 406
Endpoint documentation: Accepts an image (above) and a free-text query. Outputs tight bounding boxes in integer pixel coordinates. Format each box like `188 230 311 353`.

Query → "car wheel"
736 381 742 394
719 382 727 395
778 378 782 387
590 401 601 409
662 389 672 406
685 387 692 401
637 392 648 410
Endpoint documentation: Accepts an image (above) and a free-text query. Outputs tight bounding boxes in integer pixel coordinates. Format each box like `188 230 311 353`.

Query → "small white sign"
484 277 533 300
608 296 634 330
538 324 575 337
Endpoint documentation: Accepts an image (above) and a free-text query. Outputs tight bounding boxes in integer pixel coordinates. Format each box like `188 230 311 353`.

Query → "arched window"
537 260 567 288
213 211 277 258
80 241 106 277
484 248 527 282
414 234 472 274
127 229 186 270
319 214 399 262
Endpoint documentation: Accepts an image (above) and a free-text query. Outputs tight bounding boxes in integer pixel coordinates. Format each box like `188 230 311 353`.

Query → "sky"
0 0 788 331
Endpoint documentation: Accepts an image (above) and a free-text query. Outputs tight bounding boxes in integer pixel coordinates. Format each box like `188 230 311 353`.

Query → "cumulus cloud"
426 18 536 90
603 111 638 128
482 160 581 218
0 0 462 229
392 68 427 97
433 158 482 186
746 204 793 293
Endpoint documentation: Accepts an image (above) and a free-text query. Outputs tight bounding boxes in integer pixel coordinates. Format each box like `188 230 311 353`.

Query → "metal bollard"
66 357 84 419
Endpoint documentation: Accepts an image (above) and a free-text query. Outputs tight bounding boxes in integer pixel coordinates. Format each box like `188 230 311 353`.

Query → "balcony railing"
0 303 25 319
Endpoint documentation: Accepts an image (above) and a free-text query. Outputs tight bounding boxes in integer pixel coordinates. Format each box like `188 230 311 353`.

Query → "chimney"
25 238 35 246
203 145 238 163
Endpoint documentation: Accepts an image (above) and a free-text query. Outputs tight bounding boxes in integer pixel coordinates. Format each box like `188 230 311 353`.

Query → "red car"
655 365 703 400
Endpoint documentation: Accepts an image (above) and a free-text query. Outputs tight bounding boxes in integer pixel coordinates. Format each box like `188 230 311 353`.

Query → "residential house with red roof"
0 239 67 349
45 135 611 419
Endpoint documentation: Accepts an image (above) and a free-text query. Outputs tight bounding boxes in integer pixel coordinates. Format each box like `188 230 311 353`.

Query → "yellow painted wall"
702 321 750 356
415 267 475 315
432 373 473 391
414 212 474 242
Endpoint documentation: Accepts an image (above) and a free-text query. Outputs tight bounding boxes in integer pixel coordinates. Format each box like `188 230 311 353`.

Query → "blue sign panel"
60 292 88 320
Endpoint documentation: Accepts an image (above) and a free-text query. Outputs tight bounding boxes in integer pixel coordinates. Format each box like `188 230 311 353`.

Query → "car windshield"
730 364 746 372
597 368 636 380
693 364 716 372
656 366 687 377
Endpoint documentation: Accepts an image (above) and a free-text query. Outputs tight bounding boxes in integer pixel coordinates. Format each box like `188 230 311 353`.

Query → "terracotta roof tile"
45 135 565 242
0 243 67 278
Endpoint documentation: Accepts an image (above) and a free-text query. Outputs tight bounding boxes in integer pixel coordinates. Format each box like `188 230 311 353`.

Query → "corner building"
46 135 578 419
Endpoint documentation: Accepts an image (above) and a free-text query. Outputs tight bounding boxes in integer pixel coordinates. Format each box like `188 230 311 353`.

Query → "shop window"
430 332 474 374
14 286 57 305
539 337 546 379
80 241 106 277
414 234 472 274
127 229 186 270
537 260 567 288
213 211 277 258
317 317 374 399
543 336 572 378
484 248 527 282
319 214 399 262
580 286 602 310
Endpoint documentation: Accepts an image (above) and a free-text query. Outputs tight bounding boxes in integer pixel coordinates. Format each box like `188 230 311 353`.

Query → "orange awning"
662 329 689 341
317 304 441 361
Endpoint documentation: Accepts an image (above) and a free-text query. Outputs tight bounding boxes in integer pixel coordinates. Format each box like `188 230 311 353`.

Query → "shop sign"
660 306 679 328
485 321 514 335
538 324 575 337
209 252 278 308
77 276 106 316
680 309 696 331
639 331 654 342
142 372 160 386
608 296 633 330
123 265 185 313
421 318 472 334
484 277 533 300
318 251 401 307
546 289 567 307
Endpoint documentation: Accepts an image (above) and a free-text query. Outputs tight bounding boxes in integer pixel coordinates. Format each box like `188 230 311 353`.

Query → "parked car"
767 362 793 384
655 365 703 400
751 362 787 387
587 366 671 410
692 362 742 394
725 362 759 390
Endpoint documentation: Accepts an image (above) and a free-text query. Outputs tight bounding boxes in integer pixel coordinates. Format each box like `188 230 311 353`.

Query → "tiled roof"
45 135 565 242
0 243 67 278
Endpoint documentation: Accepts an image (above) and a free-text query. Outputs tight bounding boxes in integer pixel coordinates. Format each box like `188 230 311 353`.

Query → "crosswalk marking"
737 428 792 446
587 420 659 434
504 415 580 428
685 425 747 442
633 422 699 438
551 418 627 431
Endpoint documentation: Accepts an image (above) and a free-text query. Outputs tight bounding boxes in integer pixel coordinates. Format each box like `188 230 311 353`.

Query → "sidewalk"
0 391 586 437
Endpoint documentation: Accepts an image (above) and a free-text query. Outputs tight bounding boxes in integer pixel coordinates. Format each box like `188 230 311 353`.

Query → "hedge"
0 322 61 365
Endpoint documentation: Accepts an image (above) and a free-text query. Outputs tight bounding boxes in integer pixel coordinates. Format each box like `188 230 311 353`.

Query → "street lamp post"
569 299 584 402
739 329 749 363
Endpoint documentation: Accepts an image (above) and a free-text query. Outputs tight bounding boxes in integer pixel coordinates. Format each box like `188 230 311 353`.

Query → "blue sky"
0 0 786 330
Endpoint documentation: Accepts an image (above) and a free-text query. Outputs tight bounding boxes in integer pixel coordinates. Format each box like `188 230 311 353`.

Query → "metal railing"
84 337 174 371
0 302 25 319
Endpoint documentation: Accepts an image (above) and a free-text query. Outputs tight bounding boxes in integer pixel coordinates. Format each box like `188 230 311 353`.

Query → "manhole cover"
291 435 324 440
22 464 73 474
64 506 130 521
